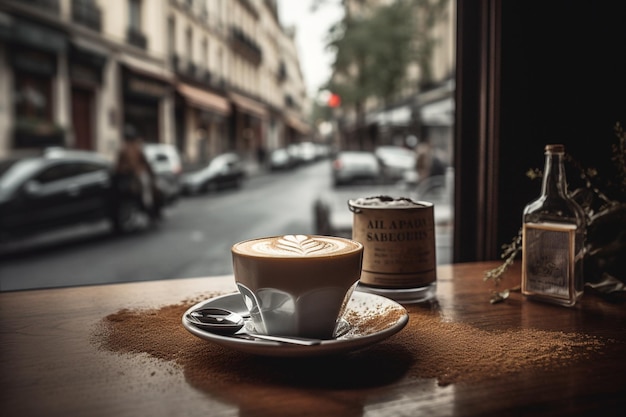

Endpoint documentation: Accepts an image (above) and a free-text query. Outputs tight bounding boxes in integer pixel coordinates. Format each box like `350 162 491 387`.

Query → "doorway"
71 87 94 150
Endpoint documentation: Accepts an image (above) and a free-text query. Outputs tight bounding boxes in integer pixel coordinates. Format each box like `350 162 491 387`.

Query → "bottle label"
522 222 576 300
350 204 437 289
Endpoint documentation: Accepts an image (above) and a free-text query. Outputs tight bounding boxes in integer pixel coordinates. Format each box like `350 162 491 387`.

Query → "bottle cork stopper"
545 144 565 153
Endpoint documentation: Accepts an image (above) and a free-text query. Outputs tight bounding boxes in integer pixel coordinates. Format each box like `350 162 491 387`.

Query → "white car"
331 151 381 186
269 148 294 171
143 143 183 204
374 145 416 182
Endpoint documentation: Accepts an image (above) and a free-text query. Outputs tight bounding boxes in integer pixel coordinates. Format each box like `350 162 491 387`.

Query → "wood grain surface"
1 262 624 417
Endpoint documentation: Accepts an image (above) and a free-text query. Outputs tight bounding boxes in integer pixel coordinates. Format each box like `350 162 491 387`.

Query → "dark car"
181 152 246 195
0 148 141 244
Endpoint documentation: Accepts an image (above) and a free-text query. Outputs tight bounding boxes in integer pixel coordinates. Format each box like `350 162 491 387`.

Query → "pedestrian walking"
114 128 162 227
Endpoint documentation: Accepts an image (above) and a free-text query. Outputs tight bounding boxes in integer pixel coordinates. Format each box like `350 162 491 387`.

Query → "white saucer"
182 291 408 357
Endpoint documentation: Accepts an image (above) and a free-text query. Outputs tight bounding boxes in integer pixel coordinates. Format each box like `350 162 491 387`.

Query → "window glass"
14 74 52 122
129 0 142 30
186 27 193 61
168 17 175 56
73 162 106 175
202 37 208 71
34 162 101 184
35 164 74 184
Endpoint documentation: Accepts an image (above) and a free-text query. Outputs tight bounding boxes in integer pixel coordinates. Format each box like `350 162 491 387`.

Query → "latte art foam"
235 234 359 257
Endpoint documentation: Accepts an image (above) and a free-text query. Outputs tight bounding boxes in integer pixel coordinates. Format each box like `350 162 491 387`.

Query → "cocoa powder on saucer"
94 291 608 388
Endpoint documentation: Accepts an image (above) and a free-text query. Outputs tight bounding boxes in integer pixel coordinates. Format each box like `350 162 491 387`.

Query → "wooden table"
1 262 625 417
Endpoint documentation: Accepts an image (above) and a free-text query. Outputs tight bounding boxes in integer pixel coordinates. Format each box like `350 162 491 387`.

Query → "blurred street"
0 1 456 292
0 161 328 291
0 159 453 292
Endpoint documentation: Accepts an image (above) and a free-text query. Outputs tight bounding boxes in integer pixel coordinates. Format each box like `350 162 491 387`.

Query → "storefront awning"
178 83 230 116
366 105 411 126
420 97 454 126
12 18 66 53
122 64 172 100
120 53 174 84
229 92 268 119
285 113 311 134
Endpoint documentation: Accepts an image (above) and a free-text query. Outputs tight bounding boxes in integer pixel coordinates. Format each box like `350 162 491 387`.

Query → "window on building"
168 16 176 57
128 0 142 30
202 37 208 71
126 0 146 49
14 73 53 123
217 46 223 80
186 26 193 64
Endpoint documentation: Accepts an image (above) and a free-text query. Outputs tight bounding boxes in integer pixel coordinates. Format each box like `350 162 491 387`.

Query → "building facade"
0 0 310 166
334 0 455 160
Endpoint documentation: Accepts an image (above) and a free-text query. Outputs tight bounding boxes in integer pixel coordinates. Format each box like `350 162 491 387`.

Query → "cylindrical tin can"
348 196 437 303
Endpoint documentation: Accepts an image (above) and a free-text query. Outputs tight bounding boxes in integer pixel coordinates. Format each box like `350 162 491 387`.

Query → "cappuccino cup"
231 234 363 339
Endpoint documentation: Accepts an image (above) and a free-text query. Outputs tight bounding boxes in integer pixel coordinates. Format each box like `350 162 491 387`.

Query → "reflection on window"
35 162 104 184
14 74 52 122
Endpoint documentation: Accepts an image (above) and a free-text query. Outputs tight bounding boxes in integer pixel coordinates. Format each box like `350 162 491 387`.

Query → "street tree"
323 0 448 145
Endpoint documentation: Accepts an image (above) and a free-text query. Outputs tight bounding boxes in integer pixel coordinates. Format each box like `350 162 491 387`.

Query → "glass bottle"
521 144 585 307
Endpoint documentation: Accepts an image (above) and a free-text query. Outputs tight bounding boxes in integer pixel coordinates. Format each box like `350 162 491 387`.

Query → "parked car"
287 142 330 165
0 148 140 244
182 152 246 195
374 145 417 182
269 148 295 171
331 151 381 186
297 141 319 164
143 143 183 204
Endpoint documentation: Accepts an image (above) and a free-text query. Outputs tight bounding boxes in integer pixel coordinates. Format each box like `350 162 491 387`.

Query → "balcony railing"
201 69 211 86
22 0 60 14
170 53 179 71
284 94 295 109
126 27 147 50
277 61 287 83
172 54 214 86
230 26 262 66
187 61 197 78
71 0 102 32
13 119 65 149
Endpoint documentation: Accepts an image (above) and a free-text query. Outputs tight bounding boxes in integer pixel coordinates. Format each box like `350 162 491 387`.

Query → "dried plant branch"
484 122 626 304
611 122 626 195
483 229 522 286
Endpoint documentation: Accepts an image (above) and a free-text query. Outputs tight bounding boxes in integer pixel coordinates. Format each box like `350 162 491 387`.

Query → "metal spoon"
187 307 246 334
186 307 322 346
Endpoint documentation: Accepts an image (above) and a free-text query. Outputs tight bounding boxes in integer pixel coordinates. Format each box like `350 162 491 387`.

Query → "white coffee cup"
231 234 364 339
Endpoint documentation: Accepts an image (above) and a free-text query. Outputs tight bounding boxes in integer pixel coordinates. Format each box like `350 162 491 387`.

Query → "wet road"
1 160 454 292
0 161 332 291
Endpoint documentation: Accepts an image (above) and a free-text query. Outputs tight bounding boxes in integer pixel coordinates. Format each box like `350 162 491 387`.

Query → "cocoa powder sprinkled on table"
397 311 605 385
93 291 608 390
344 303 405 335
